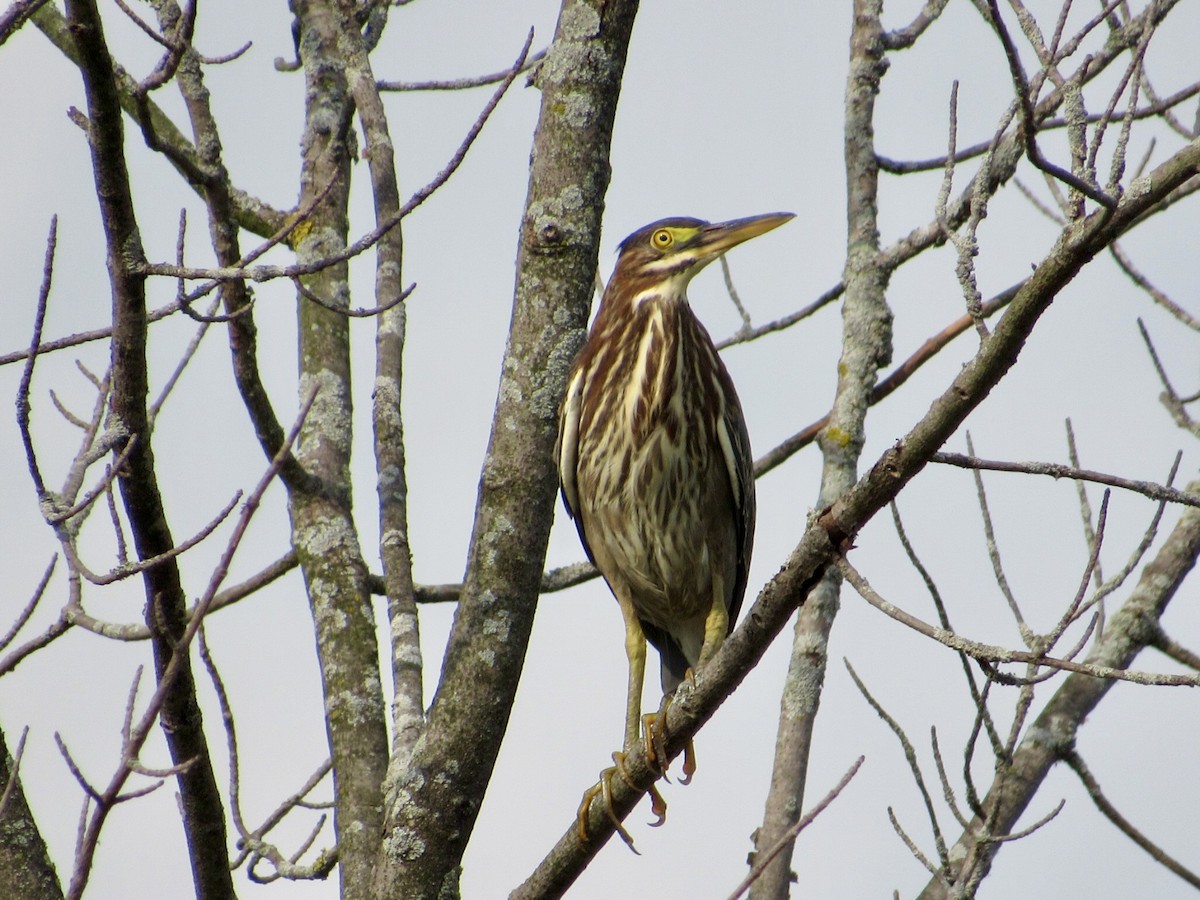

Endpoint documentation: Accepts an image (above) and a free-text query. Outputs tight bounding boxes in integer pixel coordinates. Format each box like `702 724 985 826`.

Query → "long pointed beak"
696 212 794 259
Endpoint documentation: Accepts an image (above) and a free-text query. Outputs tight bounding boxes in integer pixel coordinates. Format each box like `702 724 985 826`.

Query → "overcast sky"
1 2 1198 898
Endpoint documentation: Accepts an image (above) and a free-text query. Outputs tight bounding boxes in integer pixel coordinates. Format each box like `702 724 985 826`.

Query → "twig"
892 501 1004 755
291 275 416 318
1063 750 1200 889
836 555 1198 687
888 807 949 883
845 661 948 867
754 285 1018 476
0 727 30 820
716 281 842 350
377 46 546 91
0 557 56 654
717 254 753 337
931 451 1200 508
985 0 1116 209
0 0 49 45
1112 242 1200 331
65 387 317 894
16 217 57 498
930 727 970 830
63 490 240 586
964 432 1032 644
139 29 533 287
882 0 951 49
1136 318 1200 437
1148 627 1200 672
725 756 865 900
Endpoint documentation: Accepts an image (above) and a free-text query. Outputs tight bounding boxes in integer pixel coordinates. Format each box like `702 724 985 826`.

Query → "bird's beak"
696 212 795 259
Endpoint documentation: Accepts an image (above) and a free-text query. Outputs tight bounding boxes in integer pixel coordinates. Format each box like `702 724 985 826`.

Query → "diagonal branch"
517 136 1200 896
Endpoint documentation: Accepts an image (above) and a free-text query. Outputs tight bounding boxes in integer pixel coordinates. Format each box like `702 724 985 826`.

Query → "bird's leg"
578 595 655 848
621 605 647 752
647 585 728 782
698 574 729 668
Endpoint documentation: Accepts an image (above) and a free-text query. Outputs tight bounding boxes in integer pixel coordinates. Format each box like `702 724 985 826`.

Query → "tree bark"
289 4 389 898
63 2 235 897
752 2 893 894
373 2 640 897
0 728 62 900
917 477 1200 898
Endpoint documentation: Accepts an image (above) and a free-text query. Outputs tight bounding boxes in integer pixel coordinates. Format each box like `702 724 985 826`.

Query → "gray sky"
1 1 1198 897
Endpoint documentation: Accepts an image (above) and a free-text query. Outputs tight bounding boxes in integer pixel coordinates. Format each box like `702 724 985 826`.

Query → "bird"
556 212 793 843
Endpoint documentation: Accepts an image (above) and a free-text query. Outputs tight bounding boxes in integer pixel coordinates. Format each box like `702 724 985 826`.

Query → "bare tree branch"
1064 750 1200 890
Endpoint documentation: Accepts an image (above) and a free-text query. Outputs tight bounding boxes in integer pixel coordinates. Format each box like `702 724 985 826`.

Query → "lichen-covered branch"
289 3 388 898
373 2 639 897
61 2 233 897
0 726 61 900
752 2 894 894
331 0 421 777
917 477 1200 898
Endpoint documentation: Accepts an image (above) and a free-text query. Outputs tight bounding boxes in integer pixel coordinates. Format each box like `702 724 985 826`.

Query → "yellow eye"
651 228 673 250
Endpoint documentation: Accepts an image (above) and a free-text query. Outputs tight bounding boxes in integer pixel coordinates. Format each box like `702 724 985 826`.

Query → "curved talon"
642 712 669 779
680 738 696 785
600 765 640 852
577 761 640 853
675 668 698 785
576 782 602 843
647 781 668 828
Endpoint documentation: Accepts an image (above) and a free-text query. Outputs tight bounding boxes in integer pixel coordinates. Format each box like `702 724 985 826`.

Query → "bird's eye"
651 229 673 249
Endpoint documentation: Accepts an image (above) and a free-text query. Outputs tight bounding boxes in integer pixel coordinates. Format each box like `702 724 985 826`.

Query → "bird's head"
610 212 794 306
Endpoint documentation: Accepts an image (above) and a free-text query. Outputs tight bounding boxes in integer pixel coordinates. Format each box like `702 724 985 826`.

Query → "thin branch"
0 0 48 46
837 555 1198 687
964 432 1031 644
0 727 30 820
291 274 416 318
1148 627 1200 672
138 29 533 287
986 0 1117 208
754 285 1019 476
0 557 56 654
1063 750 1200 889
717 254 753 337
1111 241 1200 331
845 661 948 868
377 46 546 91
725 755 865 900
932 451 1200 507
1136 318 1200 438
929 728 970 830
65 387 316 896
64 490 240 586
882 0 951 50
889 807 949 883
716 281 843 350
891 502 1003 753
16 217 57 498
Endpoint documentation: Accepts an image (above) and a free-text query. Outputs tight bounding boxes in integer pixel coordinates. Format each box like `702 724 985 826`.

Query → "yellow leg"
576 593 658 851
698 573 729 668
619 597 647 752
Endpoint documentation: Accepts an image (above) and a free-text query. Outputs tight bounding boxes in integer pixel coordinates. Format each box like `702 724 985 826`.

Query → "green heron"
557 212 793 843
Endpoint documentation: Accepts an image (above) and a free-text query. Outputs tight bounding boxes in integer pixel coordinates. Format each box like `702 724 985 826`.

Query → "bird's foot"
645 683 698 785
576 751 669 850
